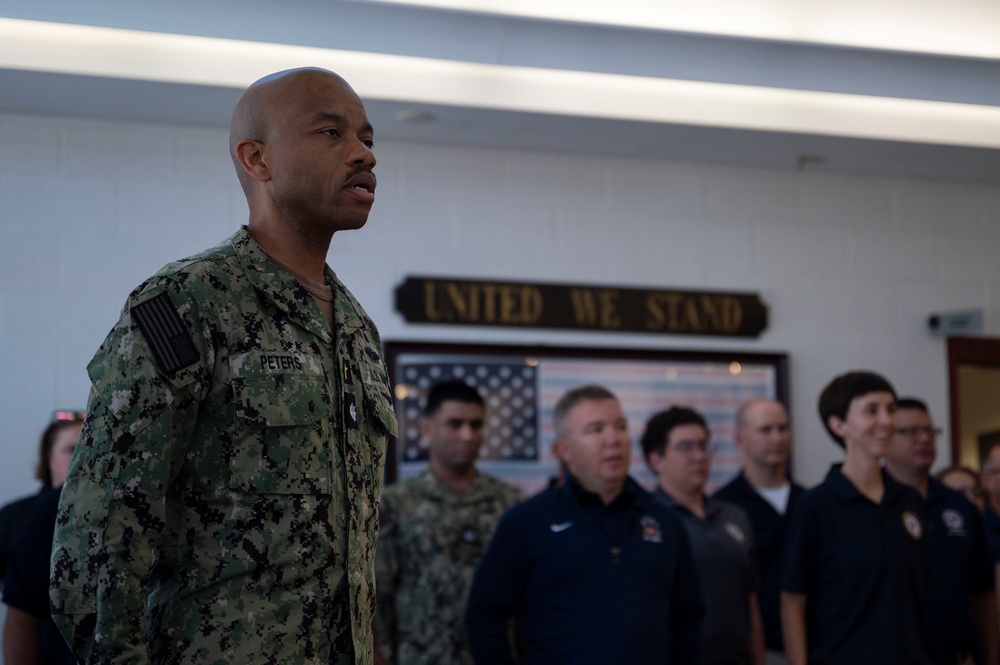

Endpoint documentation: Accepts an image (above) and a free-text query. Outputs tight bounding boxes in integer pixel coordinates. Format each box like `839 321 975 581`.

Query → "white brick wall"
1 110 998 508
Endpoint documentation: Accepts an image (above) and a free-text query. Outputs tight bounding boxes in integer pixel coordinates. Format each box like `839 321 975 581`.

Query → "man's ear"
553 438 569 464
234 139 271 183
646 449 664 473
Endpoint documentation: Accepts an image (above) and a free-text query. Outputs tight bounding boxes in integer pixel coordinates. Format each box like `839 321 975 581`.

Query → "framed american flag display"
384 341 788 495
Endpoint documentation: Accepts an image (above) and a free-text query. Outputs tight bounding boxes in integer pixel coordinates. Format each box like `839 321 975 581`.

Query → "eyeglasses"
51 410 86 422
896 426 942 439
668 440 714 454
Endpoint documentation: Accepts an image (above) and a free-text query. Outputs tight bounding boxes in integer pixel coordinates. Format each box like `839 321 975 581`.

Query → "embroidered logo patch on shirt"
640 515 662 543
724 521 747 544
902 511 924 540
941 508 966 535
131 292 199 375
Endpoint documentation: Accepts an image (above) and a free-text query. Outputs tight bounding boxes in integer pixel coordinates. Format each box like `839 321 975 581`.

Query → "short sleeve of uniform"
780 495 818 595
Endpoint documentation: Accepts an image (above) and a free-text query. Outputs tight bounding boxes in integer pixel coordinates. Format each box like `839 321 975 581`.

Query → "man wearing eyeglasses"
642 406 766 665
885 397 998 665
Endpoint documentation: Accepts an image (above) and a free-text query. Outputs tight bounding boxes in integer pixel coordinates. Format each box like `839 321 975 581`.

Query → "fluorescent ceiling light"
2 17 1000 149
361 0 1000 59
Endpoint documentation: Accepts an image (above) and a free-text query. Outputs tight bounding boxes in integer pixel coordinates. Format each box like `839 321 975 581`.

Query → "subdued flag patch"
132 292 199 374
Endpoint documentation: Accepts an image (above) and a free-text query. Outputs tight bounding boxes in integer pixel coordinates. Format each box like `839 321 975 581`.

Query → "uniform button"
338 511 346 524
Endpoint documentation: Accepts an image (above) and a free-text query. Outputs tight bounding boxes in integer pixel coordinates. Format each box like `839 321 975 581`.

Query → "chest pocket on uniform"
360 360 397 438
230 373 332 494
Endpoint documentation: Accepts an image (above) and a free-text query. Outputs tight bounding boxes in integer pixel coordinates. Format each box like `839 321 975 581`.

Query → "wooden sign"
395 276 768 338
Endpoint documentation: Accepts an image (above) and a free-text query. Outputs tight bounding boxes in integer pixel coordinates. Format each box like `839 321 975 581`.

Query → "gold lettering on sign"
645 293 744 333
569 288 622 329
422 281 544 325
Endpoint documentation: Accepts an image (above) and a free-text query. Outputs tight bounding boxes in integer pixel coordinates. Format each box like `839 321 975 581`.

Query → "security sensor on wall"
927 309 983 337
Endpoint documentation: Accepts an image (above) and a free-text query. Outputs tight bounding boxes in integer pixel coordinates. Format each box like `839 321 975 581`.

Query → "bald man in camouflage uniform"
375 381 522 665
49 68 396 665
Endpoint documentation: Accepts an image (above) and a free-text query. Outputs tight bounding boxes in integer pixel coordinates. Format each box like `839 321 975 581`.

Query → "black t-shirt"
3 486 76 665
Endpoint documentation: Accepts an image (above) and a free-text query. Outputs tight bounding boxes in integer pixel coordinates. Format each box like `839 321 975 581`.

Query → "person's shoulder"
501 486 560 523
712 472 749 500
117 234 241 314
0 492 41 520
477 473 526 501
787 480 834 517
381 473 432 505
929 478 979 517
711 496 752 523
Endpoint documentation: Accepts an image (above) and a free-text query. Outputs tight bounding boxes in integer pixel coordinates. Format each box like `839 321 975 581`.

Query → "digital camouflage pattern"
50 226 397 665
375 470 522 665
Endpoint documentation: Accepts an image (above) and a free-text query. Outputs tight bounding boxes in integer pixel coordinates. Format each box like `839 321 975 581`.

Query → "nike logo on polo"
550 521 573 533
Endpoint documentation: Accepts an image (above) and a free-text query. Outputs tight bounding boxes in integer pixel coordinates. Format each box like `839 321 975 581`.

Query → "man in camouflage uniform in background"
375 381 522 665
49 67 396 665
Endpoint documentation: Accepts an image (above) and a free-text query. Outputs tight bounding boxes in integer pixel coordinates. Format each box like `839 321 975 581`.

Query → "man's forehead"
747 400 786 420
895 407 931 422
668 423 709 442
569 397 623 419
850 391 895 407
266 73 366 122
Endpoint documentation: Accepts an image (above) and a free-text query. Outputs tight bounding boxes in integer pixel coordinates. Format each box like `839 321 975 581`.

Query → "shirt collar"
563 473 643 509
825 463 906 504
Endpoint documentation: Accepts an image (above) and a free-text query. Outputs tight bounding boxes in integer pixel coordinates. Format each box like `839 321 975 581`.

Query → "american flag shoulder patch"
131 292 200 375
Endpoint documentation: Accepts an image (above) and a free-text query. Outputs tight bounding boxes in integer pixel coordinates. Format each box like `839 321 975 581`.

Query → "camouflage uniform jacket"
50 226 397 665
375 470 522 665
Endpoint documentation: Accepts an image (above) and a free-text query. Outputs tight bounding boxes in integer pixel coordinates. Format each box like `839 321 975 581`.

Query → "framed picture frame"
384 341 789 495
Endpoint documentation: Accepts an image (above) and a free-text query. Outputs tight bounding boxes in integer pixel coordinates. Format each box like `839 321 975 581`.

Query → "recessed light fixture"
395 110 435 123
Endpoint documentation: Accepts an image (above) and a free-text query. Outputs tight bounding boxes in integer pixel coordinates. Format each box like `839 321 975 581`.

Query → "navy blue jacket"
465 476 703 665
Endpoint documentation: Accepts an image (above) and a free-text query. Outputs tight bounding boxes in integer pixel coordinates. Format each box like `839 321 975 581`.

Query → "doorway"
947 337 1000 468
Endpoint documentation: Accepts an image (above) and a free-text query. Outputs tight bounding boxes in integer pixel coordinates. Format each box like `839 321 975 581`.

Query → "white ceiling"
2 0 999 183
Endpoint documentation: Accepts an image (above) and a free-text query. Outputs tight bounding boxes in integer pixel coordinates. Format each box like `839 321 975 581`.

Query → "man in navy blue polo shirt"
713 398 806 662
885 397 997 665
781 371 933 665
465 385 703 665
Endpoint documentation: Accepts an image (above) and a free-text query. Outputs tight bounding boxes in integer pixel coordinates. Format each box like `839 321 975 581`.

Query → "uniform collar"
652 487 717 519
562 473 644 509
825 463 906 504
415 467 487 501
229 226 364 342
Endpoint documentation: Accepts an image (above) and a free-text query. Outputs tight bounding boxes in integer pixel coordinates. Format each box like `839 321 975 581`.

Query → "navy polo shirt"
713 471 806 650
466 476 704 665
925 479 994 659
984 505 1000 563
782 465 933 665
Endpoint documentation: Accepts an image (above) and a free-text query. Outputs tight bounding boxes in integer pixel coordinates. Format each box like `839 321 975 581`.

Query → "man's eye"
322 129 341 137
362 139 374 148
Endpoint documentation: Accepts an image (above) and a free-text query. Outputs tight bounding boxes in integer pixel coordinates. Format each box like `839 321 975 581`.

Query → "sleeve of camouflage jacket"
50 283 209 664
374 490 400 661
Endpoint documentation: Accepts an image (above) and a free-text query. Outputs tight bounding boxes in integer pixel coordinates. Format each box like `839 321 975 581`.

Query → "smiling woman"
780 371 935 665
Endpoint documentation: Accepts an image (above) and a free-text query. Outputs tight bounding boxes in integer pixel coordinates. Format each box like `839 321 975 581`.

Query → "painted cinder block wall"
2 110 999 508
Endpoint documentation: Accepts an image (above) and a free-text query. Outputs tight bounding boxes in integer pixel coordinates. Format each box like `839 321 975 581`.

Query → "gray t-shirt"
654 489 758 665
